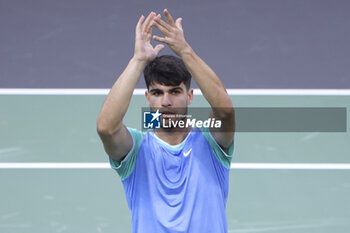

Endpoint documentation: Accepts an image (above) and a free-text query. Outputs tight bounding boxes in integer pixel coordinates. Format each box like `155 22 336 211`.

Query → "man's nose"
161 93 172 107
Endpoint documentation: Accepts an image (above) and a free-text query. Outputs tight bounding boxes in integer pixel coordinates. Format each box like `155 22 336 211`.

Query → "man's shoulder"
125 127 148 150
126 127 148 137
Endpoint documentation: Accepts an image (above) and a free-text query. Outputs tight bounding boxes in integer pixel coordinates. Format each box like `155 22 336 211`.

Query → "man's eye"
171 90 180 94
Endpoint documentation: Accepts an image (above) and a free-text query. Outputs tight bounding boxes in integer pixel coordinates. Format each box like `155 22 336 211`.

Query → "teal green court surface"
1 93 350 232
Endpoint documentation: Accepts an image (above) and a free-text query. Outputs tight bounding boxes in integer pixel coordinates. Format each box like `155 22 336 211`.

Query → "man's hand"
133 12 165 62
152 9 191 57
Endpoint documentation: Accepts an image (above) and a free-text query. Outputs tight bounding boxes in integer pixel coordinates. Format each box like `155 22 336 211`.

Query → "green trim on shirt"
109 128 145 180
200 127 234 169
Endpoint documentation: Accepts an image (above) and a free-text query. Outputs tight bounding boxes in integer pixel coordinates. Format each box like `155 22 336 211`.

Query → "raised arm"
97 12 164 162
152 9 235 149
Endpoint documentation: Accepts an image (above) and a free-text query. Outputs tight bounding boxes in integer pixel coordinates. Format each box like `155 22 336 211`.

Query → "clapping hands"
133 9 191 63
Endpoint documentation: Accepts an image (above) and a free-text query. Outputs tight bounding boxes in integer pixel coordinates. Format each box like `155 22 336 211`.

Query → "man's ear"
187 88 194 105
145 90 150 106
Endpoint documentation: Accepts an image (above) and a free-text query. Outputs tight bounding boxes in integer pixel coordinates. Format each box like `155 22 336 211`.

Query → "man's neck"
153 127 191 146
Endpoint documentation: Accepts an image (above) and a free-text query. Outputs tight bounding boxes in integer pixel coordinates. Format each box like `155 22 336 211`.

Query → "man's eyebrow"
168 87 183 92
149 88 163 93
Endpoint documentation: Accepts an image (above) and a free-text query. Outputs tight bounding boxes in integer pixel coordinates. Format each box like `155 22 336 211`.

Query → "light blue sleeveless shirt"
109 127 234 233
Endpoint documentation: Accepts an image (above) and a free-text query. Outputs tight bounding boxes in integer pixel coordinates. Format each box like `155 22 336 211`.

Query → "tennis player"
97 9 235 233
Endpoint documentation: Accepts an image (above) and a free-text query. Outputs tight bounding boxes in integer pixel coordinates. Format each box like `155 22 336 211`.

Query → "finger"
164 9 175 26
136 15 145 33
154 13 161 21
153 35 168 43
153 19 170 36
141 12 156 33
153 17 171 32
154 44 165 54
146 13 160 34
175 17 183 30
151 14 161 28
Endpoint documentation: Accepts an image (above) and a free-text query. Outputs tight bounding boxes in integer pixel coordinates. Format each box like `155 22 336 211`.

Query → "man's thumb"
154 44 165 54
176 18 183 30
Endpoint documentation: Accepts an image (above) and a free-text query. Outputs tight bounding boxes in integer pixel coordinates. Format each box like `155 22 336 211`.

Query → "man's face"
145 82 193 117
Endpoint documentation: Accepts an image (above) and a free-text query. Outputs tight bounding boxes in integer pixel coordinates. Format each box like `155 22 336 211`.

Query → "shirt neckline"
151 130 192 151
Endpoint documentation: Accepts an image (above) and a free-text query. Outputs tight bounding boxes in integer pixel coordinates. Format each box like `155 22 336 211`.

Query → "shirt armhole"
200 127 234 169
109 128 144 180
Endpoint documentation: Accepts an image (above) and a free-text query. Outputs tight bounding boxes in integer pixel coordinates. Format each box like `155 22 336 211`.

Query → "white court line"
1 88 350 95
230 163 350 170
1 163 350 169
0 163 110 169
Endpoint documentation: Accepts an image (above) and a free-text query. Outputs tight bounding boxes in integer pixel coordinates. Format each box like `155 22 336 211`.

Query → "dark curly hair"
144 55 191 90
